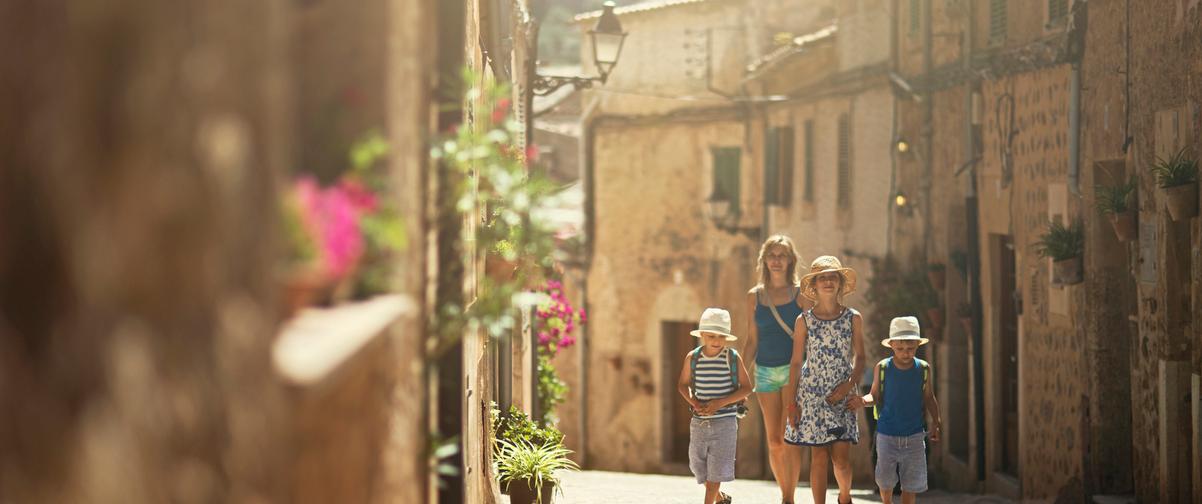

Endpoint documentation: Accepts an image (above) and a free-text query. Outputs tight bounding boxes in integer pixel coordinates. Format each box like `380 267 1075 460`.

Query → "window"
836 114 852 209
764 127 794 207
989 0 1007 46
711 147 741 212
1048 0 1068 22
909 0 921 35
803 120 814 203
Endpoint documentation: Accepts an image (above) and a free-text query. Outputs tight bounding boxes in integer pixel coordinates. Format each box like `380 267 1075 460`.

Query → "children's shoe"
716 491 732 504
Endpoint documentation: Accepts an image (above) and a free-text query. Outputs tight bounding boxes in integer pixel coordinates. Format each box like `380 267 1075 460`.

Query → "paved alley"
501 470 1016 503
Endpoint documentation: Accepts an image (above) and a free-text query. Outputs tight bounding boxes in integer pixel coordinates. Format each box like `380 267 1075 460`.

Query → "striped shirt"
692 347 738 419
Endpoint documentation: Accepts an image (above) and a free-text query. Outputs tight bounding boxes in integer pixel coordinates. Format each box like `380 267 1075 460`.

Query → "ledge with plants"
1151 147 1198 221
491 406 577 504
1034 219 1084 286
1094 176 1137 242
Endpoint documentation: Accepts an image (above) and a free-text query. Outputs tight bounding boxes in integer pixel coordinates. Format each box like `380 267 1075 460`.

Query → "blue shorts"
689 417 738 484
875 432 928 493
754 364 790 393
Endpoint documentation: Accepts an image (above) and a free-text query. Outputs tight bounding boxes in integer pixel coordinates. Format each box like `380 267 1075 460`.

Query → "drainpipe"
578 94 602 468
963 0 987 483
1069 64 1082 196
921 0 933 264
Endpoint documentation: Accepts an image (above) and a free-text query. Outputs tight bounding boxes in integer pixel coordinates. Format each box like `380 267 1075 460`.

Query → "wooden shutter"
909 0 920 35
837 114 851 209
990 0 1006 45
764 129 779 205
1048 0 1068 22
711 147 741 210
778 127 794 207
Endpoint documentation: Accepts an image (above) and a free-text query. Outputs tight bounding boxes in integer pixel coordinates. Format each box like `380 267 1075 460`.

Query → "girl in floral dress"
784 256 867 504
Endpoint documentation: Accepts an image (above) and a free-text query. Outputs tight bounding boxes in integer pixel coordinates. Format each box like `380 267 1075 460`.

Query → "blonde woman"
744 235 811 504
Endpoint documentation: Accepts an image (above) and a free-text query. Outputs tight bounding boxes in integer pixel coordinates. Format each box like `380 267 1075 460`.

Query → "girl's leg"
900 491 916 504
810 446 830 504
830 441 853 504
704 481 721 504
758 390 798 503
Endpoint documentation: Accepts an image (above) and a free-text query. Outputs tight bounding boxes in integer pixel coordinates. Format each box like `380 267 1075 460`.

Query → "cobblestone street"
501 471 1016 503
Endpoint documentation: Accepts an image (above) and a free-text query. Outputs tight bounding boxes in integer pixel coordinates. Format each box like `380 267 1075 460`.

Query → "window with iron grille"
837 114 852 209
764 127 794 207
803 120 815 203
909 0 921 35
711 147 742 211
989 0 1007 45
1048 0 1068 22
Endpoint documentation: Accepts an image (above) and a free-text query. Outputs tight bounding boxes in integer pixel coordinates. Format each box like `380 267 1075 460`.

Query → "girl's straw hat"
882 316 929 347
800 255 858 301
689 307 738 341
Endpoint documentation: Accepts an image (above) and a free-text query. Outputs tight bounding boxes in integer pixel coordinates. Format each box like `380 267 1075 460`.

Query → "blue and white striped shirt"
693 348 738 419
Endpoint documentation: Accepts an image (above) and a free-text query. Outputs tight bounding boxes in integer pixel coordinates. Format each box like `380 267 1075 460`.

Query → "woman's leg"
831 441 853 503
810 445 830 504
757 390 797 502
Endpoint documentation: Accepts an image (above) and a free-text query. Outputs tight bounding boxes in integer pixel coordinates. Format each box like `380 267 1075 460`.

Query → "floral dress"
784 307 860 446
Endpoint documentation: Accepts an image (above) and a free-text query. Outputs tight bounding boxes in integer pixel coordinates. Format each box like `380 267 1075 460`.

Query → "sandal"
716 491 732 504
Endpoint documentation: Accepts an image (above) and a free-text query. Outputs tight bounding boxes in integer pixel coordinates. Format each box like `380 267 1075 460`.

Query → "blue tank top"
876 357 927 436
753 286 802 367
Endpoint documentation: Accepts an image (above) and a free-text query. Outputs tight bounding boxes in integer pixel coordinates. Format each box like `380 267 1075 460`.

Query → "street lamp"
531 1 627 96
705 196 759 238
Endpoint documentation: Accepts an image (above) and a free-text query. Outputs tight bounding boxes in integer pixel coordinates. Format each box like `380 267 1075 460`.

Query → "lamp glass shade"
591 31 626 74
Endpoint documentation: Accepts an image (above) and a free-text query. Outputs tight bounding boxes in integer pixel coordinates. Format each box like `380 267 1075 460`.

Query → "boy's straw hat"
881 316 929 347
800 255 858 301
689 308 738 341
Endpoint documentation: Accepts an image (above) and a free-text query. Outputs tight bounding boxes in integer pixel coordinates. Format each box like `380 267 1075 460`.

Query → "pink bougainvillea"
292 176 376 282
535 280 585 356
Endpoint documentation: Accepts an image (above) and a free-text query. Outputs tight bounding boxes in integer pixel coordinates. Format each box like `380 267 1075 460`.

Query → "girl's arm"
828 311 866 406
855 360 882 409
924 364 942 442
744 289 759 370
785 315 808 425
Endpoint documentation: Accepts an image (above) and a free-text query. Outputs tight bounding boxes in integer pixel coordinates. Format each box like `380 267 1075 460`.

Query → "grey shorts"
875 432 928 493
689 416 738 484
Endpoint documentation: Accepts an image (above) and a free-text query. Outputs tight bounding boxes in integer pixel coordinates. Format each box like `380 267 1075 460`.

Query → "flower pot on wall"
925 307 944 329
486 254 518 283
1162 182 1199 221
927 267 946 291
1108 211 1137 242
508 479 554 504
1051 256 1083 285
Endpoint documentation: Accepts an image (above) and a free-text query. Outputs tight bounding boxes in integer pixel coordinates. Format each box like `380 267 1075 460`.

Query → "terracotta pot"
507 479 554 504
1108 211 1137 242
279 266 328 317
927 268 946 291
925 307 944 329
485 254 518 283
1163 182 1199 221
1052 256 1083 285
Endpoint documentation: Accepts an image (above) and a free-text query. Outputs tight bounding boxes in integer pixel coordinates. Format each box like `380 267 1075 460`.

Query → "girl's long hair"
755 234 801 288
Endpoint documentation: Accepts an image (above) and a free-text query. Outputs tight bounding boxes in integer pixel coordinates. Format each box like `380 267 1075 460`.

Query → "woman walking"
743 235 810 504
784 256 866 504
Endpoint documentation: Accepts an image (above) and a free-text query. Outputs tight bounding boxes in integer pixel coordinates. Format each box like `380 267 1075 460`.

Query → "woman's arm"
744 289 759 369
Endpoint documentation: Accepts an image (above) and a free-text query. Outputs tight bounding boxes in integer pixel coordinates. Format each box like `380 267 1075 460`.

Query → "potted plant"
1034 219 1085 286
949 250 968 279
494 439 579 504
1150 147 1199 221
956 301 973 335
1094 177 1138 241
925 305 944 330
926 262 946 291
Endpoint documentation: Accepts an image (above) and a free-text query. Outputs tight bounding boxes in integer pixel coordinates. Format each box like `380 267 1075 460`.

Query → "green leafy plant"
536 356 568 425
494 439 579 503
949 249 968 277
1150 148 1198 188
347 131 408 297
1034 219 1084 261
927 262 945 272
491 405 564 452
865 254 938 342
1094 177 1137 215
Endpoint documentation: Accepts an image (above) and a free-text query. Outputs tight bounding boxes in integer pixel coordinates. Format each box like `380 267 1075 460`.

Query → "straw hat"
689 307 738 341
881 316 929 347
799 255 858 301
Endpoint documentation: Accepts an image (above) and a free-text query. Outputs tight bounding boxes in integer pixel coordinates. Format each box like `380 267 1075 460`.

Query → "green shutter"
909 0 920 35
990 0 1006 45
779 127 794 207
803 121 814 203
1048 0 1068 21
711 147 741 212
764 129 780 206
837 114 851 208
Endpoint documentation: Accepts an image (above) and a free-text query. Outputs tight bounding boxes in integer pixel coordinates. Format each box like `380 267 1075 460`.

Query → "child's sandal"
717 491 732 504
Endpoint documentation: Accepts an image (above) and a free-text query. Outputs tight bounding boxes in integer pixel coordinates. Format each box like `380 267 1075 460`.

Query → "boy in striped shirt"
677 308 753 504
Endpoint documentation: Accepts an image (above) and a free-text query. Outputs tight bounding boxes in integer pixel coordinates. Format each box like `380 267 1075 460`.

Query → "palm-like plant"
1094 177 1137 215
495 439 579 504
1150 148 1198 188
1034 219 1084 261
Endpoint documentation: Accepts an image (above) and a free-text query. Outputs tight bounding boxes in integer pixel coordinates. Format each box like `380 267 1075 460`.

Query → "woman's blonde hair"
756 234 801 288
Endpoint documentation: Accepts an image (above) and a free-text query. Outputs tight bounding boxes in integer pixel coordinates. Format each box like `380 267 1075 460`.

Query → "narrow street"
500 471 1016 504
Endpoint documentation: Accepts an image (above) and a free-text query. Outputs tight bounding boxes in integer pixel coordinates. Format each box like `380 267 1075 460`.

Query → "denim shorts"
754 364 791 393
875 432 928 493
689 416 738 484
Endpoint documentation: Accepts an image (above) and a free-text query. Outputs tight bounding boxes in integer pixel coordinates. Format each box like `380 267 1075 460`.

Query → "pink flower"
538 332 551 346
337 177 378 213
492 98 512 124
291 176 367 282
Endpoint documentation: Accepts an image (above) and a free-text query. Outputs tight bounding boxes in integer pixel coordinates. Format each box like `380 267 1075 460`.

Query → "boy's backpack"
873 357 928 420
689 347 747 419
